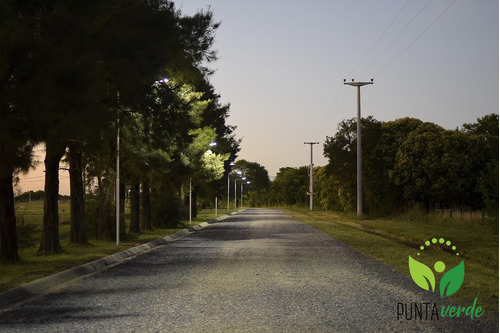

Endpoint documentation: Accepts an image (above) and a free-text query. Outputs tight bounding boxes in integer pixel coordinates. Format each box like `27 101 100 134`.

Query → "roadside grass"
1 201 237 293
282 207 499 321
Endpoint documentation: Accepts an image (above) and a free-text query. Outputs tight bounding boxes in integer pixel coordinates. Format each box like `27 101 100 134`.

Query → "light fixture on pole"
344 79 373 216
241 181 250 208
227 162 234 211
235 177 246 209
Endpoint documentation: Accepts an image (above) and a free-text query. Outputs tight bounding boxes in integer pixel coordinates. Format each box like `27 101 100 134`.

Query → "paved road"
0 209 496 332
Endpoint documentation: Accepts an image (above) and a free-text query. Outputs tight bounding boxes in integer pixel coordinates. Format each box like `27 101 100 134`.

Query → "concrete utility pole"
304 142 319 211
344 79 373 217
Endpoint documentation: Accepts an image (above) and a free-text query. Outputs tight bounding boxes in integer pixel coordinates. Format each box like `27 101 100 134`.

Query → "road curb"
0 211 240 310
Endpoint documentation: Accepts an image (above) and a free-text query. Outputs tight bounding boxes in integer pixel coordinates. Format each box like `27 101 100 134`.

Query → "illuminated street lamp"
189 141 217 224
241 181 250 208
235 177 246 209
227 162 235 210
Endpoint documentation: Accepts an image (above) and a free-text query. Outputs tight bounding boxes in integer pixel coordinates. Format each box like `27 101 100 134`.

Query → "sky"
17 0 499 195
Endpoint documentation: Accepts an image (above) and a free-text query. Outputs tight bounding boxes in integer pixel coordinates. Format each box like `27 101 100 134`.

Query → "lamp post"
344 79 373 216
235 177 246 209
116 92 120 245
189 141 216 225
227 162 234 211
241 181 250 208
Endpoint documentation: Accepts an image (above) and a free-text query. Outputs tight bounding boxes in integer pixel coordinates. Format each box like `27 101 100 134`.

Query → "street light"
235 177 246 209
344 79 373 216
241 181 250 208
227 162 234 211
189 141 217 224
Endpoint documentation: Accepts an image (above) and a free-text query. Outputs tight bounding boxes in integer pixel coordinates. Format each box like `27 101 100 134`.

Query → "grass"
1 200 237 294
282 206 498 322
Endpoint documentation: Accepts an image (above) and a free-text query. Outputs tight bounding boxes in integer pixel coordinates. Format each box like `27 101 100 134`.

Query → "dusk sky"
18 0 498 194
180 0 498 177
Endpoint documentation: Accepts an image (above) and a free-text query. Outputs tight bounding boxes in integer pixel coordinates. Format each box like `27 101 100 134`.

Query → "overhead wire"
313 0 458 154
372 0 458 78
355 0 433 78
346 0 411 79
316 0 413 138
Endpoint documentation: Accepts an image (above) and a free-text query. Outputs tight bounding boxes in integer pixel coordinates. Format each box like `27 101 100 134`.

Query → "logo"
397 236 485 321
408 237 464 298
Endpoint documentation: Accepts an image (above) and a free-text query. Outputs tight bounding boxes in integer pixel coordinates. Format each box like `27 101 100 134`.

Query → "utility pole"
304 142 319 211
116 92 120 245
344 79 373 217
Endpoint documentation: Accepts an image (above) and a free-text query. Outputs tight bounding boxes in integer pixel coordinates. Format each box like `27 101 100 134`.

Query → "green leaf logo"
439 261 465 298
409 255 435 292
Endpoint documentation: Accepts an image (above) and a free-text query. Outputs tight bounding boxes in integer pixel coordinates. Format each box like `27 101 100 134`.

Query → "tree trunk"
141 179 152 231
129 179 140 233
0 172 19 261
68 141 88 245
39 140 66 254
97 175 112 239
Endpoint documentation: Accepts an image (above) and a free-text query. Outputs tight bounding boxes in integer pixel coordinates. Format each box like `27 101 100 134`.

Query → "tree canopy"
1 0 239 260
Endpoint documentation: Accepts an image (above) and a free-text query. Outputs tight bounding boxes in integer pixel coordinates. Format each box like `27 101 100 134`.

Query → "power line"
346 0 411 79
318 0 411 138
17 175 45 180
316 82 344 135
355 0 433 77
373 0 458 78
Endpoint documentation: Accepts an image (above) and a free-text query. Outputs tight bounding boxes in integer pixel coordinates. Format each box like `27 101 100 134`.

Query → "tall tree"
35 1 103 254
67 140 88 244
323 116 382 213
0 0 47 260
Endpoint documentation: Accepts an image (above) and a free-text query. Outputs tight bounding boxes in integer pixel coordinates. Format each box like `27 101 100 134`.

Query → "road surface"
0 208 496 332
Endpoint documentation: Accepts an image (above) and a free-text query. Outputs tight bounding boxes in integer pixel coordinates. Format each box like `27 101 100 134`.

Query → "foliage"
267 166 309 206
320 114 499 218
1 1 238 260
233 160 271 207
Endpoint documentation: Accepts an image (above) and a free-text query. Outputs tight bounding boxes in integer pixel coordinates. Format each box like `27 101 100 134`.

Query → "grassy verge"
282 207 498 321
1 204 237 294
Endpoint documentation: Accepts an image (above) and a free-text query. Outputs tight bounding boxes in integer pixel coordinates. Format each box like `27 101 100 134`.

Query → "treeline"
0 1 239 261
15 191 69 203
250 114 498 219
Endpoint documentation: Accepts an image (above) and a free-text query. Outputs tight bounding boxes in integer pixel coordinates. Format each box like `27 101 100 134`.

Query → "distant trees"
320 114 498 218
246 114 497 222
1 1 238 261
232 160 270 207
267 167 309 207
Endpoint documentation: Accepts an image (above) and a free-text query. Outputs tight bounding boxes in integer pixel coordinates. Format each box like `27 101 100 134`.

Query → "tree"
268 167 309 206
315 166 341 211
232 160 270 207
478 160 499 220
182 126 229 217
0 0 48 260
35 0 105 254
67 141 88 244
463 114 499 218
1 1 233 255
323 116 383 213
